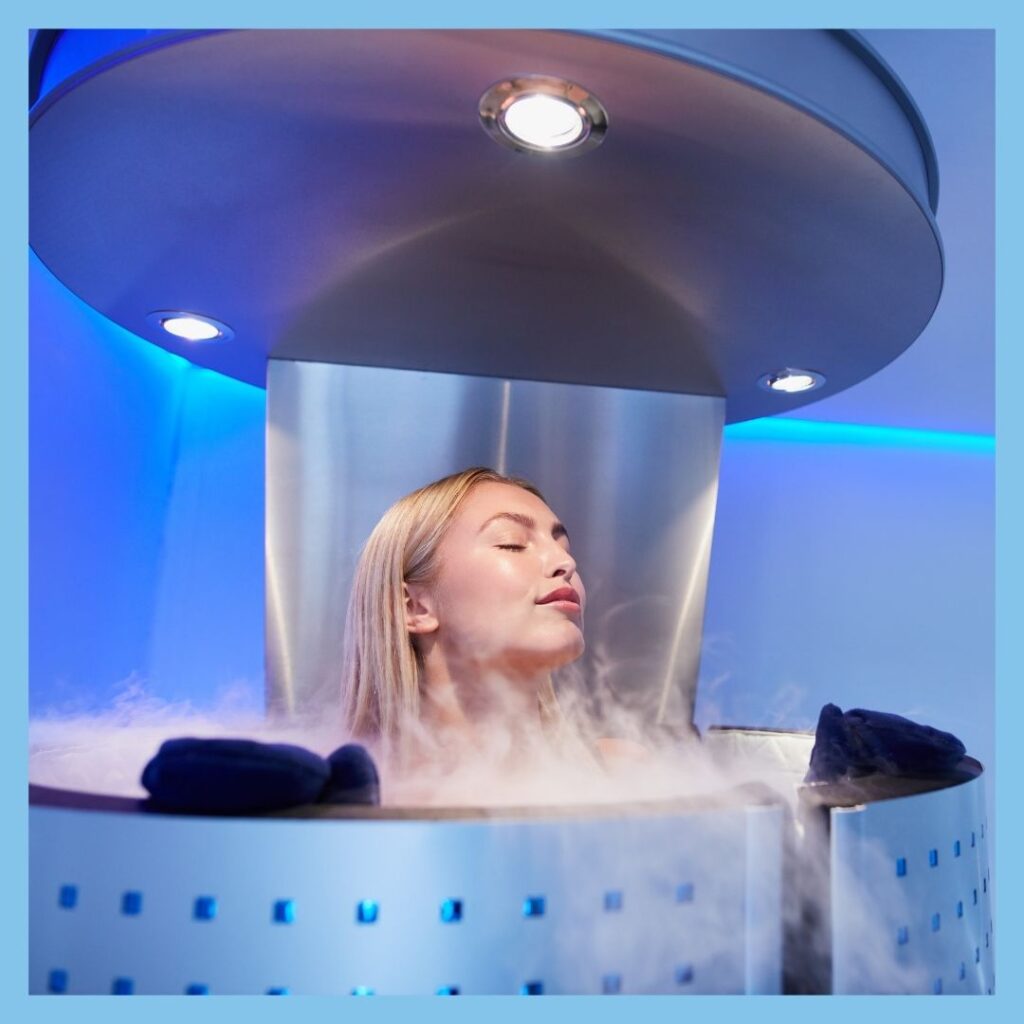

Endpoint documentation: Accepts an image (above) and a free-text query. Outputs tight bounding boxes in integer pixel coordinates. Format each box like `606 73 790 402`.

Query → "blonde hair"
340 467 561 760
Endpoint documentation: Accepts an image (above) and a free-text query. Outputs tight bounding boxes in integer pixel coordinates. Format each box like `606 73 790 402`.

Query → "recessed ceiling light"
757 368 826 393
479 76 608 155
147 311 233 342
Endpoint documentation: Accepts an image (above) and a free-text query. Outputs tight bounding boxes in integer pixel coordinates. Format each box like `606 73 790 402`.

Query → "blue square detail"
436 986 460 995
954 840 961 857
520 981 543 995
58 885 77 909
112 977 134 995
675 965 694 985
897 926 909 946
931 913 941 932
193 896 217 920
440 898 462 923
929 849 939 867
602 974 622 994
273 899 295 924
522 896 545 918
48 969 68 994
675 883 694 903
934 978 942 995
895 857 907 877
267 986 290 995
185 983 209 995
351 986 374 996
121 891 143 916
957 901 964 918
604 890 623 912
356 900 378 924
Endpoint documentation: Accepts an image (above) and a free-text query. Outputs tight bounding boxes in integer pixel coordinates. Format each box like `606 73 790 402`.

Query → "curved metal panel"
266 360 724 727
29 29 942 421
29 799 783 994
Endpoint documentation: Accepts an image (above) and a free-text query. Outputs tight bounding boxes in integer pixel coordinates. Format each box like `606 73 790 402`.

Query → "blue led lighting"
897 926 909 946
58 885 77 909
604 890 623 912
185 984 209 995
675 883 694 903
522 896 545 918
48 969 68 994
440 898 463 923
267 986 290 995
356 900 379 924
273 899 295 924
436 986 460 996
520 981 543 995
723 417 994 453
121 891 143 916
112 977 134 995
351 986 375 996
954 840 962 857
896 857 907 877
602 974 622 994
193 896 218 921
932 913 941 932
929 849 939 867
675 965 694 985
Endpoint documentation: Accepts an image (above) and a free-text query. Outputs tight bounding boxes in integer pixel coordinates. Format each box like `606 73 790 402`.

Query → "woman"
340 467 593 776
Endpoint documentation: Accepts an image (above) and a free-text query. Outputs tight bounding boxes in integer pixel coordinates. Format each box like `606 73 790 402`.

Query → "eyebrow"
478 511 569 542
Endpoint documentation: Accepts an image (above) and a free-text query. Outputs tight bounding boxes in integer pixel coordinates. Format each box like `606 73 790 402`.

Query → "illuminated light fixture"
147 310 234 342
479 76 608 155
757 368 825 394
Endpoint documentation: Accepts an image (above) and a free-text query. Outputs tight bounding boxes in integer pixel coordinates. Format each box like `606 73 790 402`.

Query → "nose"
548 544 577 580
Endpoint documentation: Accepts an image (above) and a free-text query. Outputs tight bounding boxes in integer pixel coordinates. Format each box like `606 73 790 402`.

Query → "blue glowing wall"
697 423 993 775
29 253 265 712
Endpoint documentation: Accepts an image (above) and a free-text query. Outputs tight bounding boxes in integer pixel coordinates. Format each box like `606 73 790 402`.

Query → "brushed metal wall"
266 360 724 735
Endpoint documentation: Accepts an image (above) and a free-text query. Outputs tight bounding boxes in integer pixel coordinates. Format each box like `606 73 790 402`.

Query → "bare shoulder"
594 736 652 766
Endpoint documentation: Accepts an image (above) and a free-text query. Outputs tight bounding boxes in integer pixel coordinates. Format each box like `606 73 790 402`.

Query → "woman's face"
411 482 586 676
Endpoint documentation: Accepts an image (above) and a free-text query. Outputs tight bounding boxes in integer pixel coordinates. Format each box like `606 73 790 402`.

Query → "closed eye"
496 544 526 551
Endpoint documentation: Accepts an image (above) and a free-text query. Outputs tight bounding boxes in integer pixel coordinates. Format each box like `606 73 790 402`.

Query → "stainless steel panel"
266 359 724 732
29 799 782 994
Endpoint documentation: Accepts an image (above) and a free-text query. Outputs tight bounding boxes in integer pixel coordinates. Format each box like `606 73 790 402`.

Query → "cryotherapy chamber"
28 29 992 993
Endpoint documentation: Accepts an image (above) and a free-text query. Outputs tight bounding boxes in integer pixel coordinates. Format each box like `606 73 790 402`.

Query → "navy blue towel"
142 737 330 813
321 744 381 806
805 703 966 783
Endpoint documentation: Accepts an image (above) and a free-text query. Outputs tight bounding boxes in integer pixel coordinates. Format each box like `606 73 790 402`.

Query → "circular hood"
29 29 943 422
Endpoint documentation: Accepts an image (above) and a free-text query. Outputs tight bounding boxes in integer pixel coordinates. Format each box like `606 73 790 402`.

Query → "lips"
537 586 581 607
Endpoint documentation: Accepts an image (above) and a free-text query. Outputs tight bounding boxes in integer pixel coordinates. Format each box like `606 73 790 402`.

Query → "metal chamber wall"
266 360 725 731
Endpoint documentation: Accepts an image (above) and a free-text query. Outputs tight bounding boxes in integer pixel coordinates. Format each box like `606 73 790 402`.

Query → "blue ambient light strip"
724 417 994 453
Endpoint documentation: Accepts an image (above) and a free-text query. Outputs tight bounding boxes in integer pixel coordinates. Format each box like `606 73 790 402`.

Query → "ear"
404 582 439 636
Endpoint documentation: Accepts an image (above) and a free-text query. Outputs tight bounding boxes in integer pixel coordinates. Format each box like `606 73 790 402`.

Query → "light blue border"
6 3 1015 1023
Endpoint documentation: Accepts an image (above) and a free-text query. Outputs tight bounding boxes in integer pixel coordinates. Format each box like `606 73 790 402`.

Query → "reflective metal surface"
30 793 783 994
266 360 724 727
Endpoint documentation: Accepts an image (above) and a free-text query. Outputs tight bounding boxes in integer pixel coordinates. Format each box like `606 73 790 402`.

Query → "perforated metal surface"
830 771 992 994
30 799 783 995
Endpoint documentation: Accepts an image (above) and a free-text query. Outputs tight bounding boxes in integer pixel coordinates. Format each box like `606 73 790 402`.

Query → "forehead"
455 482 556 528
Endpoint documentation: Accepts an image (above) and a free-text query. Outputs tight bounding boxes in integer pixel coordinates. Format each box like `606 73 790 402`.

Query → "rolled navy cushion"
142 737 330 813
805 703 966 783
320 743 381 806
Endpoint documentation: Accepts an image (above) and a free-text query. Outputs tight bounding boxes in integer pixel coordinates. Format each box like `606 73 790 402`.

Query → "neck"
416 642 550 752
